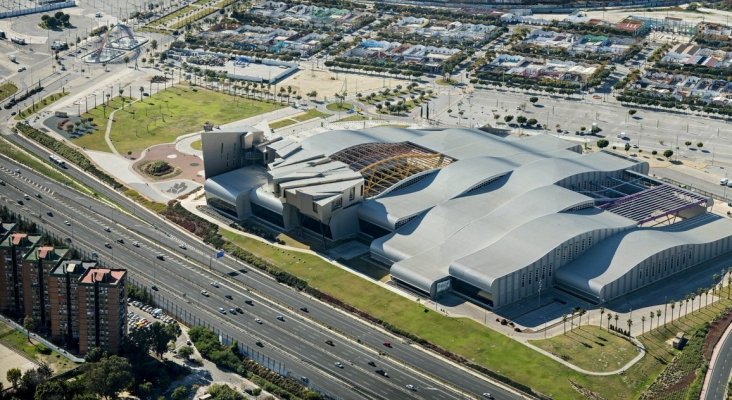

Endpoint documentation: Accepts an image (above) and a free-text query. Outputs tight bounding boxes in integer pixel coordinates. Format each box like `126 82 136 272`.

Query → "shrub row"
166 211 544 399
4 85 43 109
16 123 124 189
162 201 224 249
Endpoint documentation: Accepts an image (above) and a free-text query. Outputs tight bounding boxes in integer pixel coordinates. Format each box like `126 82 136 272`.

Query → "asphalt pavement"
702 322 732 400
0 147 523 400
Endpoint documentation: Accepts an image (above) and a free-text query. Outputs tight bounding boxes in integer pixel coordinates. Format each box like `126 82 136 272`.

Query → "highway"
0 147 523 400
702 322 732 400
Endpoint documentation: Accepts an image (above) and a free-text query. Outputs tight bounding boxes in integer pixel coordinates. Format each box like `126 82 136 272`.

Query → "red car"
383 342 392 348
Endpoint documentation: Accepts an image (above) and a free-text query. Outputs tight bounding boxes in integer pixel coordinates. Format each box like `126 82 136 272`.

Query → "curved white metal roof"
555 214 732 299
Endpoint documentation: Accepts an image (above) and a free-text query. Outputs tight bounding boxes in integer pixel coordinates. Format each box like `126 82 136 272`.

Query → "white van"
721 178 729 185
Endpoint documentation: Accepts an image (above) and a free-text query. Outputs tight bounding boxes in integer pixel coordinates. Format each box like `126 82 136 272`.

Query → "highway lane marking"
2 159 505 399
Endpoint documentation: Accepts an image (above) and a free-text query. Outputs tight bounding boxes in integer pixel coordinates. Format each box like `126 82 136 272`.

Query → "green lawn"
191 139 202 150
530 326 639 373
0 322 77 374
73 97 128 152
336 115 370 122
326 102 353 112
0 135 90 194
220 226 732 399
0 82 18 101
269 118 298 130
15 92 68 120
292 108 330 122
78 86 281 155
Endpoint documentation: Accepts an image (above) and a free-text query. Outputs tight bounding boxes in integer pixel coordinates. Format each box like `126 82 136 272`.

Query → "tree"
207 384 245 400
562 314 567 334
23 316 36 342
123 56 130 66
516 115 527 125
627 318 633 335
607 312 612 330
628 109 637 116
684 141 692 146
34 380 67 400
149 321 178 359
527 118 537 126
599 307 605 330
649 311 654 330
504 115 514 123
529 96 538 104
137 381 154 400
697 142 703 149
171 386 189 400
178 345 193 360
85 356 133 400
7 368 22 387
663 149 673 159
614 313 619 329
624 143 631 152
641 316 646 334
597 139 609 148
139 86 144 101
656 309 662 327
151 40 158 52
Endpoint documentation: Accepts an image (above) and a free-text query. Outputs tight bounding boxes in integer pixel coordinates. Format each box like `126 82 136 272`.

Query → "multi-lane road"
0 142 524 400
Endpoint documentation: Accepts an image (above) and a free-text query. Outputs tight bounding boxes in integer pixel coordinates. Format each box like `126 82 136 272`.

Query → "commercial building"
48 260 96 348
78 268 127 355
0 231 41 316
22 246 69 332
203 127 732 309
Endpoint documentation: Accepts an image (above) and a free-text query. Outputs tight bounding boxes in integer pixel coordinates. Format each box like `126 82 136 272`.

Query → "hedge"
16 123 123 189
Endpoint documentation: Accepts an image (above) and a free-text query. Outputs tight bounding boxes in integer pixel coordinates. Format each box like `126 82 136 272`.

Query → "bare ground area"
282 68 413 101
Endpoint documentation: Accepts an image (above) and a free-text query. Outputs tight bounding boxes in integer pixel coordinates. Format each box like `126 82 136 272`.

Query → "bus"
48 154 67 168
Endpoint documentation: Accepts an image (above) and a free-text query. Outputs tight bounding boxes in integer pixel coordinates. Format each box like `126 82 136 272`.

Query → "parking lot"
127 298 178 333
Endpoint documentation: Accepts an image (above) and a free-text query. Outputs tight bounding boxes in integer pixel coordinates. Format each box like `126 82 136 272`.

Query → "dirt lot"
282 68 413 101
0 343 36 386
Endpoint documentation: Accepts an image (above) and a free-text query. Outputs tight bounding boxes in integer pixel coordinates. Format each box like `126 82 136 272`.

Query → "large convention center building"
202 127 732 309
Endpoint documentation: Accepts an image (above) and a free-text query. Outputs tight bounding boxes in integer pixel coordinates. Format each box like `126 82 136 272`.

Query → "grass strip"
14 92 68 120
0 82 18 101
0 135 91 194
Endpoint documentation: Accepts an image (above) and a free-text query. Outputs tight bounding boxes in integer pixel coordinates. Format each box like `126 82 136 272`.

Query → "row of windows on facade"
637 250 693 280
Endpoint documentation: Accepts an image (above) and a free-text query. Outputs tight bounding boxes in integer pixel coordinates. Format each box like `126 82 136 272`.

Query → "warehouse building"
202 127 732 309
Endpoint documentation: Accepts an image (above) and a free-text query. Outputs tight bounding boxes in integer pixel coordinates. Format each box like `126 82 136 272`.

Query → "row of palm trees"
560 268 732 337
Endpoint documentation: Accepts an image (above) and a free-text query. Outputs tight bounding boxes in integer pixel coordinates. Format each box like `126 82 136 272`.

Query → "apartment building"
78 268 127 355
0 232 41 316
22 246 69 333
48 260 96 348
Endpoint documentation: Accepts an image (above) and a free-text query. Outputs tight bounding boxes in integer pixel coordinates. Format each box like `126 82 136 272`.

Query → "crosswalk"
0 164 54 195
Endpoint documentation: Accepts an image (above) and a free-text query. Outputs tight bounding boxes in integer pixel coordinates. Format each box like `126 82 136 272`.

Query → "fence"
0 1 76 19
127 277 290 378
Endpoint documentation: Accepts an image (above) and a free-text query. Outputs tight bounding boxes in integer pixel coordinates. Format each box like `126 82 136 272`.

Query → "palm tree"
578 308 586 328
649 311 654 330
607 312 612 331
685 296 690 315
641 316 646 334
727 273 732 299
614 314 619 330
670 302 676 324
139 86 144 101
627 319 633 336
656 310 662 328
562 314 568 335
600 307 605 330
